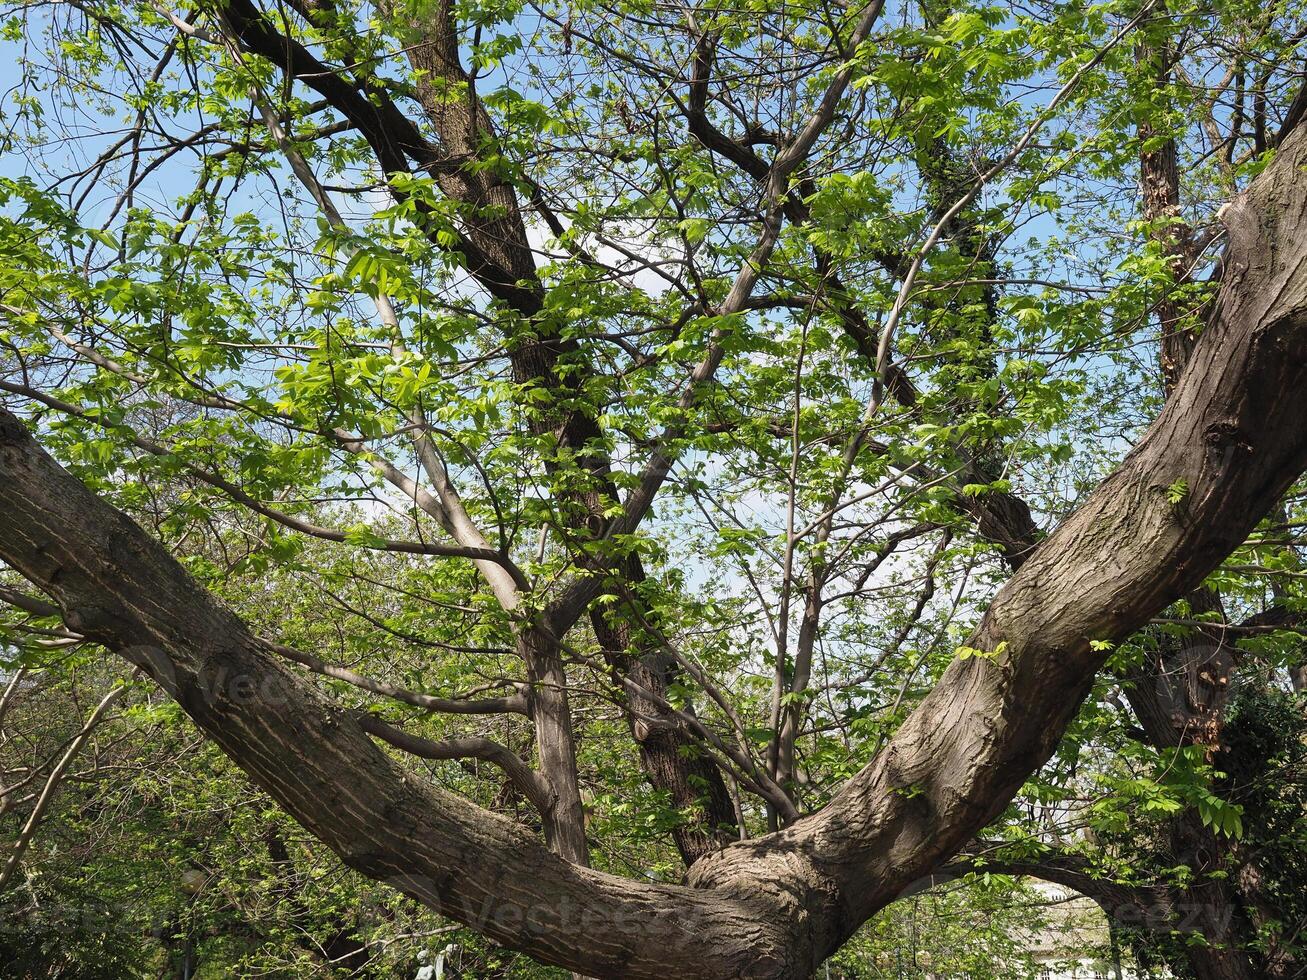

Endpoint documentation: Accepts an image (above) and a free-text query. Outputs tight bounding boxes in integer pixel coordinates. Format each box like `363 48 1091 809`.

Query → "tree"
1 0 1306 974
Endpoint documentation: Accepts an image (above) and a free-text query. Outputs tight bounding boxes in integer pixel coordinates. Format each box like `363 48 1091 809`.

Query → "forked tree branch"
1 117 1306 975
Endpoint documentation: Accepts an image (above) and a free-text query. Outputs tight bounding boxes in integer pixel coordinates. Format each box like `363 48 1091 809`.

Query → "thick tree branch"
0 402 839 975
3 109 1307 963
2 15 1307 980
354 713 552 816
0 583 61 619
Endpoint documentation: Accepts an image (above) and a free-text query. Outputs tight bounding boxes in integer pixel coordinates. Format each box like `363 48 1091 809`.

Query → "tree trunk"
591 602 737 862
1168 811 1260 980
519 628 590 866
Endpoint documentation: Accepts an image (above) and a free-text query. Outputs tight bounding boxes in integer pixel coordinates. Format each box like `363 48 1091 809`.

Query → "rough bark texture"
0 407 806 976
3 63 1307 980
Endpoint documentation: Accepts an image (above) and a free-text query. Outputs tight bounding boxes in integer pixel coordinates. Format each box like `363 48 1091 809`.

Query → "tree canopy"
1 0 1306 974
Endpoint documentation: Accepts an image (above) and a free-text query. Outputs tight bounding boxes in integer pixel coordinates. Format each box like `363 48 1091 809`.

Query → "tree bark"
0 406 806 976
1136 2 1201 391
1166 811 1261 980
